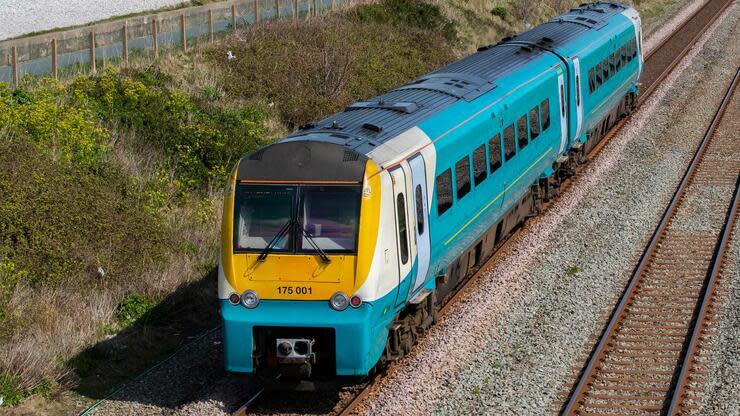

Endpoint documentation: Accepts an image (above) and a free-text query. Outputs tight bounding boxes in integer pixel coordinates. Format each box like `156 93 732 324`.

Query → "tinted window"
503 124 516 160
588 68 595 93
609 53 616 73
234 185 296 251
616 48 622 71
436 169 453 215
489 134 502 172
517 115 528 150
300 186 362 252
455 156 471 199
575 74 581 105
473 145 487 186
541 99 550 130
622 44 628 62
603 57 610 80
415 185 424 235
632 39 637 58
559 85 566 116
529 106 540 140
596 63 603 86
396 193 408 264
627 41 633 61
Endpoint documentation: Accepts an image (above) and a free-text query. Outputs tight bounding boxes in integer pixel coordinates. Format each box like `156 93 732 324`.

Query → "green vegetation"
210 13 454 129
490 5 508 20
351 0 457 42
565 265 580 277
115 294 157 327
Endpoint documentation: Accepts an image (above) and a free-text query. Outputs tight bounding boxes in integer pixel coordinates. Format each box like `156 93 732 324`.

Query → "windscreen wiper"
297 223 331 264
257 219 294 261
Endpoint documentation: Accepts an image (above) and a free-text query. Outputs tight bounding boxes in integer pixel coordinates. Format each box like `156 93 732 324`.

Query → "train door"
407 154 430 299
572 57 584 140
557 72 568 154
389 166 414 307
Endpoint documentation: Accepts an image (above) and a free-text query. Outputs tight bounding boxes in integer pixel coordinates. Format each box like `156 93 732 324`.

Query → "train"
218 1 643 378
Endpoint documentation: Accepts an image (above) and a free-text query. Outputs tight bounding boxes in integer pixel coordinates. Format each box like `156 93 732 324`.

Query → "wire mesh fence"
0 0 353 86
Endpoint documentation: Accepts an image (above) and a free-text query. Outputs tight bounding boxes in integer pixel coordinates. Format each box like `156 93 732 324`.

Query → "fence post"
293 0 298 20
255 0 260 23
51 38 58 79
232 4 237 31
313 0 317 17
276 0 280 18
122 22 129 63
208 9 214 42
181 14 187 51
90 31 96 74
152 18 159 57
10 46 17 87
331 0 335 10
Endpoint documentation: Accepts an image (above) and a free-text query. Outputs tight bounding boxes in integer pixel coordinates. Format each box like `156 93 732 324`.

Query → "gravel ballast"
0 0 189 41
358 4 740 415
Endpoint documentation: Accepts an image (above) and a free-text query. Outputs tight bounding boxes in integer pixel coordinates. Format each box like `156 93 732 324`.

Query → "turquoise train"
218 2 643 378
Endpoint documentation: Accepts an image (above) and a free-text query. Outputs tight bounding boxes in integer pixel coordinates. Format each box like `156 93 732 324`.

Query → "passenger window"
529 106 540 140
472 145 487 186
616 48 622 71
455 156 471 200
541 99 550 131
436 169 453 215
575 74 581 105
632 39 637 58
489 134 502 172
415 185 424 235
517 115 528 150
609 53 616 73
559 85 566 116
596 63 603 86
603 57 609 80
503 124 516 161
588 68 595 93
396 193 409 264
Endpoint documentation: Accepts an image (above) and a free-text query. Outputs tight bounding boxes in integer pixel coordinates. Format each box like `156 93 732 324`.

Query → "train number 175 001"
277 286 312 295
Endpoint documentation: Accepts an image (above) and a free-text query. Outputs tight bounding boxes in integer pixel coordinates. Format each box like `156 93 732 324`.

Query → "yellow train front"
219 139 404 378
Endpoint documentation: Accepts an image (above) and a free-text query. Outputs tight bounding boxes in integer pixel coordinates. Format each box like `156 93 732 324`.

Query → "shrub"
491 6 508 20
69 67 268 193
210 16 454 129
115 294 156 327
351 0 457 43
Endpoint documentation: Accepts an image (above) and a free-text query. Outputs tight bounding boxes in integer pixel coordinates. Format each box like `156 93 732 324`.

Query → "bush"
69 67 269 193
491 6 508 20
115 293 156 327
351 0 457 42
210 16 454 129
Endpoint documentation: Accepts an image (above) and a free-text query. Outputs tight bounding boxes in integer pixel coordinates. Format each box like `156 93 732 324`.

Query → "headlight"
241 290 260 309
329 292 349 311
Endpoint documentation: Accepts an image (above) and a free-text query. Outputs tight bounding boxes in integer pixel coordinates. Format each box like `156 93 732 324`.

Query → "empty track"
561 67 739 416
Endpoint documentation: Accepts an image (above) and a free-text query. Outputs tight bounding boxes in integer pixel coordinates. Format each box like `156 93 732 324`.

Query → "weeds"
115 294 157 327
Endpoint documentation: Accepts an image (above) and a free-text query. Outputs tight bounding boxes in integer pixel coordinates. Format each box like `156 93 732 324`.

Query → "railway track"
231 2 736 415
561 68 739 415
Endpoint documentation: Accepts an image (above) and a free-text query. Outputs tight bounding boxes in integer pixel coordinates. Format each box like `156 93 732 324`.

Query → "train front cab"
218 140 394 378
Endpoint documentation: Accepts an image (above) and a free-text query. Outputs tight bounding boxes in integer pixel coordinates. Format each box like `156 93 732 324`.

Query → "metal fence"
0 0 352 86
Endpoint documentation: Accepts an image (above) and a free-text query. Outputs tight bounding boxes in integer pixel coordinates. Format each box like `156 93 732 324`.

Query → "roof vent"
362 122 383 133
346 101 419 114
329 121 342 129
342 150 359 162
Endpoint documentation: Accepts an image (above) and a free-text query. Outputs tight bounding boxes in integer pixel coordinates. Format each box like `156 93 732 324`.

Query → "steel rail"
667 80 740 415
562 67 739 415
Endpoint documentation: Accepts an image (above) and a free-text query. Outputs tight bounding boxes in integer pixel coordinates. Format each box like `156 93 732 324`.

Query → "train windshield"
234 184 361 254
234 185 296 251
299 186 361 253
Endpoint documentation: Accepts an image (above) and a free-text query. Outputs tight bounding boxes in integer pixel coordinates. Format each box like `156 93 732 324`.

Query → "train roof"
240 2 631 181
